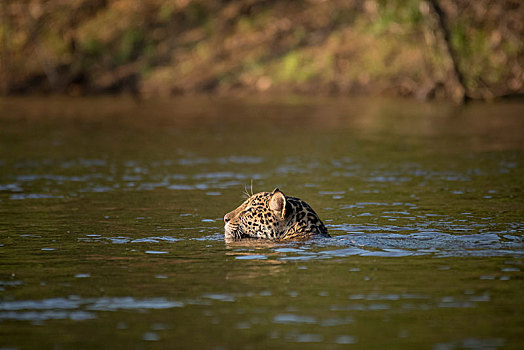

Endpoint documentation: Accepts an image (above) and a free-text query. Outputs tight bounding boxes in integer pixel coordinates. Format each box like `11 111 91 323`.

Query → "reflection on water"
0 96 523 349
0 283 504 321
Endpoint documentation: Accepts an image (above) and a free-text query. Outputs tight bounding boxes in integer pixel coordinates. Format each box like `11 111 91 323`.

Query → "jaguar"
224 188 330 240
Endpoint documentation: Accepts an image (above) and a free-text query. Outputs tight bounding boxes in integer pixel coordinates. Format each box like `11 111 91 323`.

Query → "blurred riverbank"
1 0 522 102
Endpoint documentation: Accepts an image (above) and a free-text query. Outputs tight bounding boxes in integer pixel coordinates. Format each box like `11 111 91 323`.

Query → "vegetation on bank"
0 0 522 102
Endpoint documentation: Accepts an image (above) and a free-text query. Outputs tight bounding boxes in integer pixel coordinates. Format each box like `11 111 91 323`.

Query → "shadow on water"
0 96 523 349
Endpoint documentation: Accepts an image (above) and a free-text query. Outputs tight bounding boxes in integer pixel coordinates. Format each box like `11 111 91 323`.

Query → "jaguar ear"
269 189 286 218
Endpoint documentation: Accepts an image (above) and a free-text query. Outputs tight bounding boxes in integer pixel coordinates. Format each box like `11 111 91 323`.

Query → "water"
1 96 523 349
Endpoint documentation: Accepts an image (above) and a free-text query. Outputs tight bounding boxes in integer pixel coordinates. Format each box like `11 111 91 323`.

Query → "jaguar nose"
224 213 231 224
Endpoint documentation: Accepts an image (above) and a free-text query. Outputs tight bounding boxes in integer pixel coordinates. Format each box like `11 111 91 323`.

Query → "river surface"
1 96 523 349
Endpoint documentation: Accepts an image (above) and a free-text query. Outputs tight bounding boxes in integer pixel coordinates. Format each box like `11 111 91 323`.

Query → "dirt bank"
1 0 522 102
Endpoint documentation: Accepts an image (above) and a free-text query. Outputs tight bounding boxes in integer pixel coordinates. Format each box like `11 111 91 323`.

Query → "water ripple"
0 296 184 322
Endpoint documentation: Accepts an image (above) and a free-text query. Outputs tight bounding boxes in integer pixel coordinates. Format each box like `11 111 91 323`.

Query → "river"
1 96 523 349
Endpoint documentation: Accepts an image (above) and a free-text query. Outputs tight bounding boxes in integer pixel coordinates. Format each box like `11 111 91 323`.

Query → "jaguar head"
224 188 288 240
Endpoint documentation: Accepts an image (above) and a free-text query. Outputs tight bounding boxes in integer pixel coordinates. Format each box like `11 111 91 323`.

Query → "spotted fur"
224 188 330 241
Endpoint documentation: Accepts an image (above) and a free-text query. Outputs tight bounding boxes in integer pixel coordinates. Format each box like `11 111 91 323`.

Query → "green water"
1 96 523 349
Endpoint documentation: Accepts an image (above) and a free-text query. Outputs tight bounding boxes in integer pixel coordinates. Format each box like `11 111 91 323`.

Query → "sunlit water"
1 96 523 349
